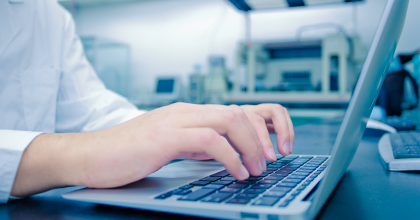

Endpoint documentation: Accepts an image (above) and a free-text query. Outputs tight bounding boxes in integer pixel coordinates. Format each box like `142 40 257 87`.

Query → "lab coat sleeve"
0 130 43 203
55 7 146 133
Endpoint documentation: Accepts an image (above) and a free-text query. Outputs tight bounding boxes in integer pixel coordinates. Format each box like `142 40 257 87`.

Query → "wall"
70 0 420 100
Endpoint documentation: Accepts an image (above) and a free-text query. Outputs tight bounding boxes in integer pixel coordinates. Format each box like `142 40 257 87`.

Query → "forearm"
10 133 89 197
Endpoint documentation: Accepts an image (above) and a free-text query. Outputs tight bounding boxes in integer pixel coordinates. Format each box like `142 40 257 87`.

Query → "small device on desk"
380 116 416 131
364 117 417 137
379 132 420 171
152 76 183 105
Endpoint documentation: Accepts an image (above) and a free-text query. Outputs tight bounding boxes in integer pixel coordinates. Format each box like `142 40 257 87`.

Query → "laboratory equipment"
228 33 368 105
228 0 363 11
203 56 231 104
188 65 205 104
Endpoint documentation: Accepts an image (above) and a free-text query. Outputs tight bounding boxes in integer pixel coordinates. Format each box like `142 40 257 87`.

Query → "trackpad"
148 160 225 178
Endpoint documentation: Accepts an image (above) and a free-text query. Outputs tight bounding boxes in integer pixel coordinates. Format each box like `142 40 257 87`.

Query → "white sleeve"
55 7 146 133
0 130 43 203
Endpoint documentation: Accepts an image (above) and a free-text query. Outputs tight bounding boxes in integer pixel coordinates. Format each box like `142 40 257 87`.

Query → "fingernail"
289 142 294 154
269 148 277 161
239 165 249 179
260 158 266 171
283 142 290 155
257 159 262 172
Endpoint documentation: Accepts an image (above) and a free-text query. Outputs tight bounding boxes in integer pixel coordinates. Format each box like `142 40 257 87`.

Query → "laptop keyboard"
155 155 329 208
390 132 420 159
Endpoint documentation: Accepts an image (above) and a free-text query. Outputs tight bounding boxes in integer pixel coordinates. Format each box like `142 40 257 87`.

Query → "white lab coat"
0 0 146 203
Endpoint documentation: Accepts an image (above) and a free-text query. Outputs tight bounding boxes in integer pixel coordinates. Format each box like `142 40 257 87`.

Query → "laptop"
63 1 409 219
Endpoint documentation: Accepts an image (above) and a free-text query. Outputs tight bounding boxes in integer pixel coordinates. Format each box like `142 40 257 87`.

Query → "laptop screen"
308 0 409 218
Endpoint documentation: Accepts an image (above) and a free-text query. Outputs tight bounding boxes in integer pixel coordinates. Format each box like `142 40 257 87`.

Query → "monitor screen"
156 79 175 93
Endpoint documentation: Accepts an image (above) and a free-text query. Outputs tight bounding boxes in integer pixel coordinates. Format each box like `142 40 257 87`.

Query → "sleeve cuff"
0 130 43 203
120 109 148 123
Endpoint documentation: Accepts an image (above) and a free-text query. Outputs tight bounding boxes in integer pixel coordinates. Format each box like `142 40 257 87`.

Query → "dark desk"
2 120 420 220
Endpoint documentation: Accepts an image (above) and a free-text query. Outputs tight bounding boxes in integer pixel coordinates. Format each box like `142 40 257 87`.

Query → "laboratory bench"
1 119 420 220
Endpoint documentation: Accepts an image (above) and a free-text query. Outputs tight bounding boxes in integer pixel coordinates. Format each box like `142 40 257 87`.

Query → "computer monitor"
154 76 183 104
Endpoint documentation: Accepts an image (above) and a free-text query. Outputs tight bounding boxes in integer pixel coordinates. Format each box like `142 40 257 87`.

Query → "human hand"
79 103 294 189
11 103 294 196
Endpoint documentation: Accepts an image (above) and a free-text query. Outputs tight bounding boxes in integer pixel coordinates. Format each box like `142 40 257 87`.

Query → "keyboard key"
297 186 306 191
277 182 297 188
270 187 292 192
235 193 258 199
283 156 299 159
155 192 172 199
278 201 289 207
316 156 328 159
179 185 194 190
226 198 250 204
243 188 265 194
176 190 192 195
294 172 311 176
273 172 290 176
211 170 230 177
251 183 273 189
287 175 306 180
282 179 302 183
202 193 233 203
288 163 304 166
237 180 256 184
284 196 295 202
190 181 211 186
263 191 286 198
265 176 285 180
300 168 316 171
219 188 241 193
247 177 263 181
236 180 255 185
291 191 301 196
200 177 221 182
306 163 321 166
178 189 216 201
222 177 237 181
172 189 192 195
279 168 297 171
227 183 249 188
255 171 271 177
252 197 280 206
259 179 278 184
213 181 234 185
303 164 319 168
203 184 225 190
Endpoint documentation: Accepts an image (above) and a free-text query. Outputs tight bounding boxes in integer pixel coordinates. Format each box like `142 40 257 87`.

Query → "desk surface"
2 120 420 220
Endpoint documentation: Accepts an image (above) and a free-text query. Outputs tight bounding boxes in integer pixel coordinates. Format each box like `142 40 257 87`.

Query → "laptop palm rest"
64 160 224 200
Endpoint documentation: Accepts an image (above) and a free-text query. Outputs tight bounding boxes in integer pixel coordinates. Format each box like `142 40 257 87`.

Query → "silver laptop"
63 1 408 219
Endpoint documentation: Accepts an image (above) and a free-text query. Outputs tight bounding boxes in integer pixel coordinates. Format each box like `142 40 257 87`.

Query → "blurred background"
58 0 420 126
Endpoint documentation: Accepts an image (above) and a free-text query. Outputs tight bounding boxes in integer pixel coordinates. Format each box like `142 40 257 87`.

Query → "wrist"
11 132 90 197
